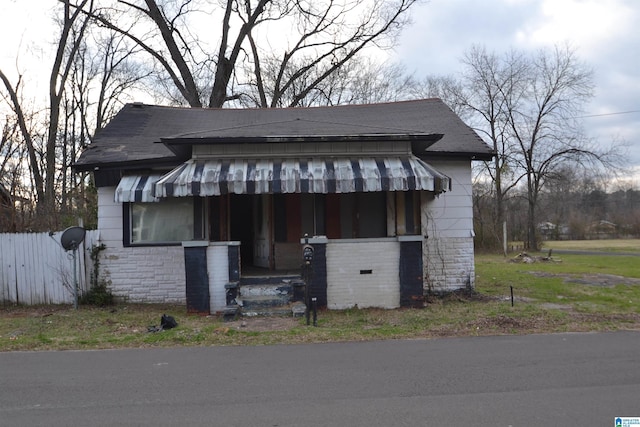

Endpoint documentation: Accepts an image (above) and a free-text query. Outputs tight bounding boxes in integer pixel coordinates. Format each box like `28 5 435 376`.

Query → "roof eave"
72 156 182 173
417 151 495 161
159 133 445 158
160 133 445 145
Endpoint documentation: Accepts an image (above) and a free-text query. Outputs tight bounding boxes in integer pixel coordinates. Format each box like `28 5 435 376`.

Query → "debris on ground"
147 314 178 332
509 250 561 263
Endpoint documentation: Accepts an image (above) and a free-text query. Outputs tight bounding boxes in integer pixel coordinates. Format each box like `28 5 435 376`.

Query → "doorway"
229 194 272 270
253 194 271 268
229 194 254 266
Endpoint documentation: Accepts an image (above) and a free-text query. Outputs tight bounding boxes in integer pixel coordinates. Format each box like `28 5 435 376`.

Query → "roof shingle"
74 99 492 171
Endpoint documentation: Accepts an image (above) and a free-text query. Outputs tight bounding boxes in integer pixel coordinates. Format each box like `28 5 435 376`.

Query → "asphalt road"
1 332 639 426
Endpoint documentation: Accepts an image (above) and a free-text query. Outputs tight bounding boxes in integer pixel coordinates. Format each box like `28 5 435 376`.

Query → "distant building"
587 220 617 239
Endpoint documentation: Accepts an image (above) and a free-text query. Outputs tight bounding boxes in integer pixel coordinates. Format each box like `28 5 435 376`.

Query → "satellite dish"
59 226 86 309
60 226 86 251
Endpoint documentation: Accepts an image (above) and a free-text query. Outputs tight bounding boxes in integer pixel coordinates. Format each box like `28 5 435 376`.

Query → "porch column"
207 242 239 313
182 241 210 314
182 241 240 314
398 235 424 307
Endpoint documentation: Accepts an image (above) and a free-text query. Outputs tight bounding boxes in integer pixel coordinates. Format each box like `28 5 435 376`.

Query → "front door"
253 194 272 268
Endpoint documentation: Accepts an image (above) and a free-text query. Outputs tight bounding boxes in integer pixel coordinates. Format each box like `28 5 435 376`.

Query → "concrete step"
239 294 291 309
241 305 297 317
291 301 307 317
239 283 293 298
240 275 300 286
233 276 306 317
222 304 240 321
240 302 307 317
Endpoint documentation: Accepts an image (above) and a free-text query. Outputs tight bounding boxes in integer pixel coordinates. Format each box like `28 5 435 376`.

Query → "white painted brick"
99 244 186 303
96 162 479 304
420 160 476 292
207 246 229 312
423 237 475 292
326 240 400 309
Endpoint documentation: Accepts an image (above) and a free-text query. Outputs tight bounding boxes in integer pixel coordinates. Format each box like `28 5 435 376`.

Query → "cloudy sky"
1 0 639 182
391 0 640 182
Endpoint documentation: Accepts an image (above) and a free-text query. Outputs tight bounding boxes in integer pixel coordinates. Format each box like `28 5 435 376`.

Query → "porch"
116 155 446 314
182 234 425 316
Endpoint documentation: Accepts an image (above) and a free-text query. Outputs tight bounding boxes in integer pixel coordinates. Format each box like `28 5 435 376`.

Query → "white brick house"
74 100 492 312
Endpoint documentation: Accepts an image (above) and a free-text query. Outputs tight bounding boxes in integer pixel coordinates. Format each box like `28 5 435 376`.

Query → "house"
73 99 493 313
587 220 618 239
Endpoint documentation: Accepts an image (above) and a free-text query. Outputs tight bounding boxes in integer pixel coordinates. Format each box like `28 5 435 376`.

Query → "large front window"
128 197 203 244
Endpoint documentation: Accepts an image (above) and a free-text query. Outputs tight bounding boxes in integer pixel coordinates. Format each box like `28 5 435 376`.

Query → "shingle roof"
74 99 492 171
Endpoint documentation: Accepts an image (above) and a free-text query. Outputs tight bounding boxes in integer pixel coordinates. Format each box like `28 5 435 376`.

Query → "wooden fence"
0 230 100 305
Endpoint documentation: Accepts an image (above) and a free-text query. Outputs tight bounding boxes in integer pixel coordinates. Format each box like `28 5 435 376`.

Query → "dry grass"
1 251 639 352
541 239 640 252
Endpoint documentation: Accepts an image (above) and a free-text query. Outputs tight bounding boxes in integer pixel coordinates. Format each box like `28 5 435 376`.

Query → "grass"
541 238 640 253
477 252 640 309
1 248 639 352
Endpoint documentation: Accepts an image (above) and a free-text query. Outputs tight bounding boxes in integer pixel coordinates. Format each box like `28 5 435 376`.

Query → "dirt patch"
539 302 573 310
226 316 301 332
1 306 67 318
528 271 640 287
425 287 492 303
472 314 542 330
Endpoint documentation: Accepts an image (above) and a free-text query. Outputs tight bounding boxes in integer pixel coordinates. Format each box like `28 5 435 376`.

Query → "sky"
390 0 640 184
1 0 639 184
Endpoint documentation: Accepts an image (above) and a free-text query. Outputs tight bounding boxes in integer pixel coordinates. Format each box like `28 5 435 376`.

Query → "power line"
579 110 640 118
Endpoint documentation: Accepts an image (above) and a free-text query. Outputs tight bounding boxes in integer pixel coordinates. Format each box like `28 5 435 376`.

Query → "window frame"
123 197 205 247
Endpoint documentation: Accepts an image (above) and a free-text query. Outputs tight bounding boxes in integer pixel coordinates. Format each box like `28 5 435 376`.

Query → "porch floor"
240 265 302 278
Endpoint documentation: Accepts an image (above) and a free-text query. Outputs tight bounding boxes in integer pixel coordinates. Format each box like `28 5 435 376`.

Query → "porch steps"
224 276 306 318
241 303 302 317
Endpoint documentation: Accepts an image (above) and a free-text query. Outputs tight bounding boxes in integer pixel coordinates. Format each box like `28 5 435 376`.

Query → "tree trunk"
526 175 538 251
209 57 232 108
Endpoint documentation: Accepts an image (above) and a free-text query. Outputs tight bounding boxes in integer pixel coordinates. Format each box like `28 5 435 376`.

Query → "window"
272 192 388 240
125 197 204 245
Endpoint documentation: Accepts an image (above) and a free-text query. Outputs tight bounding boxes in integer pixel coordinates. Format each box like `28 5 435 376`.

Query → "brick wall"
97 187 186 303
206 244 230 312
96 155 478 304
423 237 475 292
422 160 476 292
326 239 400 309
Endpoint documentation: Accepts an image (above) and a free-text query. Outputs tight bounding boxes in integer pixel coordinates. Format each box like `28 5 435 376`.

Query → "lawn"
541 238 640 253
1 249 639 351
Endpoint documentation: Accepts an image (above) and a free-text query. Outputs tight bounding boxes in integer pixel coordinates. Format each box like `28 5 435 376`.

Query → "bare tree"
88 32 151 132
456 46 529 249
410 75 466 115
0 115 27 231
0 71 47 214
0 0 93 229
504 45 606 250
75 0 417 108
429 44 620 250
1 1 149 230
340 60 418 105
243 56 419 107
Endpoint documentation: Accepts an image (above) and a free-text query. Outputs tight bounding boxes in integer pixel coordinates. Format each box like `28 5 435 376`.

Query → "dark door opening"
229 194 254 266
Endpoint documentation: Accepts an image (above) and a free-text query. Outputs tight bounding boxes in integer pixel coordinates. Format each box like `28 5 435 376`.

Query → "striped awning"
114 174 163 202
153 157 450 197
